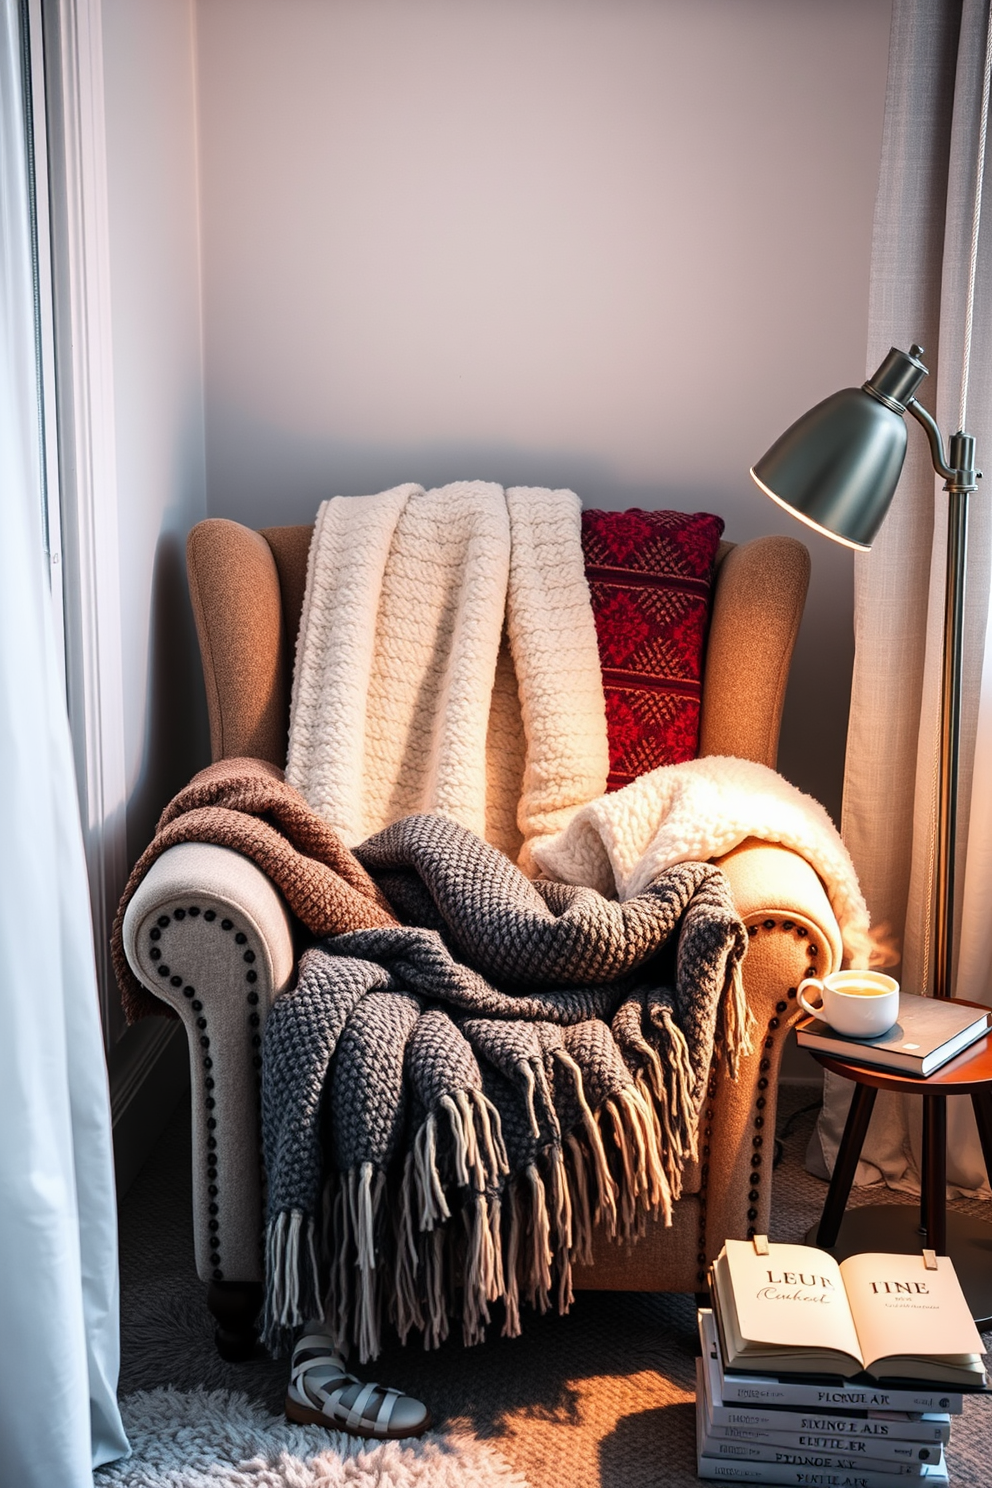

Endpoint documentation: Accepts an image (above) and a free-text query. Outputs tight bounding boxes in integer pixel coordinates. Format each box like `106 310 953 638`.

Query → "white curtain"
813 0 992 1199
0 1 129 1479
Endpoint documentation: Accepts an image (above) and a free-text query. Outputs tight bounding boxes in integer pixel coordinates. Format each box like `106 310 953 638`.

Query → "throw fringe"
601 1081 672 1238
353 1163 386 1363
502 1180 522 1338
553 1048 618 1236
565 1131 594 1267
393 1150 424 1344
461 1192 504 1345
260 1208 320 1354
439 1088 510 1195
546 1142 574 1313
647 1003 699 1197
318 1164 389 1364
423 1227 449 1350
413 1113 451 1230
721 959 755 1076
325 1178 350 1352
523 1161 553 1313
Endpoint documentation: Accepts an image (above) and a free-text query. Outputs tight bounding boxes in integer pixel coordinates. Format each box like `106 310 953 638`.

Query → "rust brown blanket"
112 758 398 1022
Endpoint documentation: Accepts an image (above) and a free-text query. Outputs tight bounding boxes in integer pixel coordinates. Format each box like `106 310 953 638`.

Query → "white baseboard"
109 1017 189 1199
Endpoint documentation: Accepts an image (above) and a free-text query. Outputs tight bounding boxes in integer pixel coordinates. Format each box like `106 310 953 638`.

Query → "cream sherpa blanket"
286 482 609 867
533 755 871 967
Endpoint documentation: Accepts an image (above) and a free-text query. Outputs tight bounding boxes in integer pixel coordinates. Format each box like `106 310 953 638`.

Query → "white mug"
797 970 900 1039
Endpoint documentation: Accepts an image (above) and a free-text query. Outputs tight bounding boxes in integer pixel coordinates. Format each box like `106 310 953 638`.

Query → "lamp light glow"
749 469 870 551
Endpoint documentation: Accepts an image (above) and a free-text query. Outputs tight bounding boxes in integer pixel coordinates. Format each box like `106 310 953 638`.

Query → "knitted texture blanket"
532 755 871 967
112 759 397 1023
260 814 750 1362
284 482 609 870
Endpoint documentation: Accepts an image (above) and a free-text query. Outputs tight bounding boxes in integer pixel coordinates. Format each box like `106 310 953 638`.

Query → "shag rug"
97 1387 525 1487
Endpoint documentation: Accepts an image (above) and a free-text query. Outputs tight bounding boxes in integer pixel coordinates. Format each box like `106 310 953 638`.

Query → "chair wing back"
186 518 809 772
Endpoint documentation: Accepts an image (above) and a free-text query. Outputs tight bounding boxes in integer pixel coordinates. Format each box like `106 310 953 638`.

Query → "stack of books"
695 1238 988 1486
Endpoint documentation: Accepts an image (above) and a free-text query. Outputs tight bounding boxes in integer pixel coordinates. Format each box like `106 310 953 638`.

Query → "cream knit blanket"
533 755 871 967
286 482 609 866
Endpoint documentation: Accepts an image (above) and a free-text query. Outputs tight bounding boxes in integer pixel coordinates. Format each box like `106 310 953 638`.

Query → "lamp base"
806 1205 992 1329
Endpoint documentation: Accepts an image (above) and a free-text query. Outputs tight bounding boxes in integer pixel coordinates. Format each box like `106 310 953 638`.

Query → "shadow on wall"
126 529 210 871
204 408 853 827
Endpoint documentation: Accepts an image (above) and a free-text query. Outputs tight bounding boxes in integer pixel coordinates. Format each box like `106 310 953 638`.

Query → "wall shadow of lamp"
751 345 992 1323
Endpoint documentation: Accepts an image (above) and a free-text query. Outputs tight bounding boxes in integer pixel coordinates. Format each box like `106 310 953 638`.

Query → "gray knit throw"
261 814 750 1360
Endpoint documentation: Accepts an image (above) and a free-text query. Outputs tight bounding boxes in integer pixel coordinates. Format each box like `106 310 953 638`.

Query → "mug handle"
798 977 827 1020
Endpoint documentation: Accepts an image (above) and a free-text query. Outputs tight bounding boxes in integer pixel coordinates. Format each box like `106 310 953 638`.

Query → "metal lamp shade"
750 386 908 550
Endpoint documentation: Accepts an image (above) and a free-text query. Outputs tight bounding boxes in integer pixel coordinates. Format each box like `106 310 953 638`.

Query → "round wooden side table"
807 998 992 1327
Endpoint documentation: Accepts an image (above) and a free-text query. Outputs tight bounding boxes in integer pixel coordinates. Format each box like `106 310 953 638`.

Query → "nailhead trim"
734 958 812 1236
147 902 270 1285
696 1063 719 1281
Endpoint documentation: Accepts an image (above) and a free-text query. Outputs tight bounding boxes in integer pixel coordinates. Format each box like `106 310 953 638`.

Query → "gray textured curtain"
815 0 992 1195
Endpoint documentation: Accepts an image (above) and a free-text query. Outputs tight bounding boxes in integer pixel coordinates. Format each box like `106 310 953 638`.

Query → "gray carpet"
118 1083 992 1487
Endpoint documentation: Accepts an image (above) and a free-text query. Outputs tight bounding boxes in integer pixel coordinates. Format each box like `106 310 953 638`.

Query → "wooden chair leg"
207 1279 263 1362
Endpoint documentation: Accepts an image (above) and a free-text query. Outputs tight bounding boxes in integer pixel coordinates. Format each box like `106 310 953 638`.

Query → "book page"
839 1252 984 1370
724 1240 863 1363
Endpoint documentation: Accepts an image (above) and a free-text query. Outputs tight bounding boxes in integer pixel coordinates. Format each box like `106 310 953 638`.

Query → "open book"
710 1241 986 1388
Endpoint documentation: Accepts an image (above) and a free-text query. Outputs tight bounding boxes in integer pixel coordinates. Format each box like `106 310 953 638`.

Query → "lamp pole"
903 401 980 1000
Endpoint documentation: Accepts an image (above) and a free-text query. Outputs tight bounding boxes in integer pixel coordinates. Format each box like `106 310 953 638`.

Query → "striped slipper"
285 1330 432 1439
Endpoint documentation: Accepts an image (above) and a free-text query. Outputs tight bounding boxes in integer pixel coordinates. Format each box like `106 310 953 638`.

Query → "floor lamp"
751 346 992 1321
751 342 976 1011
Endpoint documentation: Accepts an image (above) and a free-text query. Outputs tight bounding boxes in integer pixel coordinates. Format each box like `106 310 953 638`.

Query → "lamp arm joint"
906 399 957 482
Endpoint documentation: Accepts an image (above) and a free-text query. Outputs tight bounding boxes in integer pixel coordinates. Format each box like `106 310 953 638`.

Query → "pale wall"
102 0 209 906
194 0 893 822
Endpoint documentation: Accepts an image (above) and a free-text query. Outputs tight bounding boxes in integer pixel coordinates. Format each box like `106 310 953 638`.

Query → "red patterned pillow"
581 508 725 791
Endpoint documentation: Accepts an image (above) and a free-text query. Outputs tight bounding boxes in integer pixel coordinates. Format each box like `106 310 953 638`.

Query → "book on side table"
795 994 990 1077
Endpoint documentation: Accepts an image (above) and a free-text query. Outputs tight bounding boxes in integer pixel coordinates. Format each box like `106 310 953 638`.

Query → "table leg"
816 1083 877 1248
970 1087 992 1189
922 1093 947 1254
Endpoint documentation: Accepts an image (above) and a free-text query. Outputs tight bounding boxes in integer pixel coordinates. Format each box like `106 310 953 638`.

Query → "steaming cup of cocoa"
797 970 900 1039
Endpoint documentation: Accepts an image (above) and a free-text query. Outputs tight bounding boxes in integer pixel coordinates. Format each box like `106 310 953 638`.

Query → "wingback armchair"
121 518 841 1359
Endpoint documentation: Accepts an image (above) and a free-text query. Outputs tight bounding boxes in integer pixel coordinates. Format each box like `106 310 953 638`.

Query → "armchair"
122 519 840 1359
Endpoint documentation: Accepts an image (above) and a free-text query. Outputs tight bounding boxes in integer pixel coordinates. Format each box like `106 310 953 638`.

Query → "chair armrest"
699 838 841 1273
122 842 295 1284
